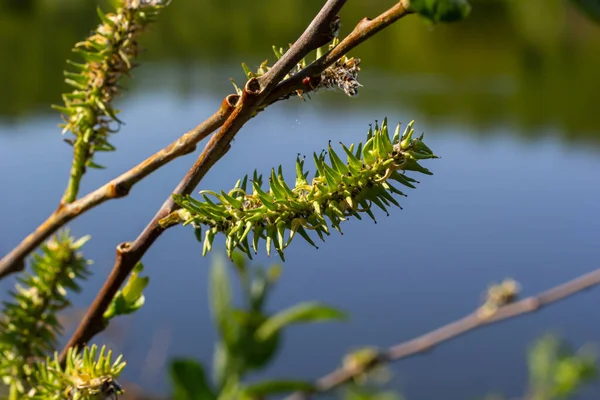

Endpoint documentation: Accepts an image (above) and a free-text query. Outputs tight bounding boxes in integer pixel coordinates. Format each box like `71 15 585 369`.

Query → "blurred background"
1 0 600 398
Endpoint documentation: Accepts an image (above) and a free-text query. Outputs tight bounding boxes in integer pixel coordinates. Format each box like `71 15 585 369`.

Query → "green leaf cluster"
0 230 91 397
164 119 437 260
169 254 345 399
53 0 167 201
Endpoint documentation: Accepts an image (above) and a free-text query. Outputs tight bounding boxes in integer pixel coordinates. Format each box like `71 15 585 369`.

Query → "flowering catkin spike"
0 230 92 397
54 0 167 203
161 119 438 261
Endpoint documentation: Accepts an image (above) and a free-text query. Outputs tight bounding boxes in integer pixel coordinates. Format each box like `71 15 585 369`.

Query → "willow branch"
285 266 600 399
60 0 348 362
0 97 235 279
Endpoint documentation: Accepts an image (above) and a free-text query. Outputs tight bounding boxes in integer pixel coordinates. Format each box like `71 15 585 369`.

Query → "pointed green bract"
103 262 149 321
164 119 438 260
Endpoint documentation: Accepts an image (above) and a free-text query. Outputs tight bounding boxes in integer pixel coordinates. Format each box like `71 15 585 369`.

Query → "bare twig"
285 267 600 399
60 0 349 362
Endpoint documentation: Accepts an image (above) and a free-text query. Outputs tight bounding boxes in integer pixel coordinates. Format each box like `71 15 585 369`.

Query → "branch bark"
284 266 600 399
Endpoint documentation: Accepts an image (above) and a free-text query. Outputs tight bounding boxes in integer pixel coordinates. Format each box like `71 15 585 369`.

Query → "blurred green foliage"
484 334 598 400
527 334 597 400
167 255 599 400
168 252 346 399
1 0 600 144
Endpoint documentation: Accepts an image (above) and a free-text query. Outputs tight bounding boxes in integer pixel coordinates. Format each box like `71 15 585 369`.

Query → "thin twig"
285 266 600 399
59 0 349 362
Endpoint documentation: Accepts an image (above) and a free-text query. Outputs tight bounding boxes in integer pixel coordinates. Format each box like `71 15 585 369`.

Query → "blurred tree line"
1 0 599 142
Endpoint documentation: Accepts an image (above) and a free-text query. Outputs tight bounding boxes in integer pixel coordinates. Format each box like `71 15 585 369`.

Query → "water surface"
1 1 600 398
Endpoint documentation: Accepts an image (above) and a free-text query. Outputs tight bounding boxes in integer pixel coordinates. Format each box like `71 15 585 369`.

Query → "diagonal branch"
284 266 600 399
256 0 345 91
0 96 236 280
59 0 349 363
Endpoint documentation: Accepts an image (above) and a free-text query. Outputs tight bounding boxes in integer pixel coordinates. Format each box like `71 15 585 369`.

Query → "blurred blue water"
1 71 600 399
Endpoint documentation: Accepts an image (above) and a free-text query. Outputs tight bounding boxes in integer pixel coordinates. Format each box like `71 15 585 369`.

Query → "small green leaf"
322 162 343 188
269 168 288 201
241 62 253 78
328 144 349 174
295 156 309 186
253 182 277 211
392 122 402 143
103 262 148 321
362 137 377 165
122 263 148 303
277 166 296 198
403 158 433 175
170 359 216 400
255 302 346 341
296 226 319 249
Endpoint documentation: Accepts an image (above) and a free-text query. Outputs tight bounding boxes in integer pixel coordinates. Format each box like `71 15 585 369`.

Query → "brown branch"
0 96 237 280
256 0 345 91
268 1 412 102
59 0 348 362
285 267 600 399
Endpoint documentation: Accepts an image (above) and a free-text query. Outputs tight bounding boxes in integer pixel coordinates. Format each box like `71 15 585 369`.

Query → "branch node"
108 182 131 199
224 94 240 109
116 242 131 254
356 17 372 31
245 78 261 96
